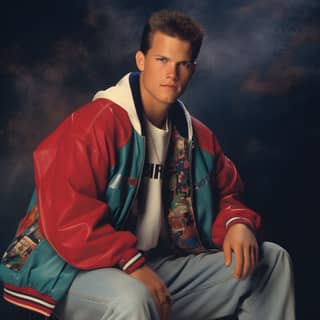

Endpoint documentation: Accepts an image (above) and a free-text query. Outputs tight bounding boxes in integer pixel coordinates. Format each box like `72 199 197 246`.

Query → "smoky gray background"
0 0 318 318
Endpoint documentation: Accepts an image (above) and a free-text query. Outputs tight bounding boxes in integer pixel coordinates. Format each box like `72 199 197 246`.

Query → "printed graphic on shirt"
143 162 164 180
135 118 171 251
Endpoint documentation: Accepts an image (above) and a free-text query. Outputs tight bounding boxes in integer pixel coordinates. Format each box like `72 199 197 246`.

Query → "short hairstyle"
140 10 205 62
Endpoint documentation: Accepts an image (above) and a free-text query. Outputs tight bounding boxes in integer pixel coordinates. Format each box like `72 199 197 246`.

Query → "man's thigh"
54 268 157 320
148 251 247 320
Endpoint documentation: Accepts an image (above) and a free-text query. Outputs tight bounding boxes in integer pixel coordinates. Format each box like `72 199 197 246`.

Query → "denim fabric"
55 242 295 320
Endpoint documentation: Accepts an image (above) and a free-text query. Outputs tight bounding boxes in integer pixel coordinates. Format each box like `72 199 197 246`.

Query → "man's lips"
160 84 178 89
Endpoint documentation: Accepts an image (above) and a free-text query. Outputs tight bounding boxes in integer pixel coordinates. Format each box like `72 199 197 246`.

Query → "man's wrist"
118 250 146 274
226 217 255 233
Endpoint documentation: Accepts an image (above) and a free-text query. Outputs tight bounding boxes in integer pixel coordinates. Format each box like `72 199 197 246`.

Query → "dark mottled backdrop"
0 0 318 318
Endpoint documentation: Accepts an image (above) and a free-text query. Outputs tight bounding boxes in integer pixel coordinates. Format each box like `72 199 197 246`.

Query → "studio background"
0 1 317 318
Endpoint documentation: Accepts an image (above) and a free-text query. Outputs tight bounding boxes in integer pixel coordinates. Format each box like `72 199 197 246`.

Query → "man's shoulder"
75 98 128 120
190 115 221 155
67 98 129 132
191 115 213 136
35 98 131 152
42 99 129 142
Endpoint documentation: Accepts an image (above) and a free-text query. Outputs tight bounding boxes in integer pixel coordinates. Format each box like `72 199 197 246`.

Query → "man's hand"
223 223 259 280
130 265 171 320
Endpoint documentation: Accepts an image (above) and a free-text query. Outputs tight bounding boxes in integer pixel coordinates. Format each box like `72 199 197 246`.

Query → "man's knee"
262 241 291 259
124 280 153 306
93 280 155 319
118 279 156 318
56 271 156 320
260 241 293 272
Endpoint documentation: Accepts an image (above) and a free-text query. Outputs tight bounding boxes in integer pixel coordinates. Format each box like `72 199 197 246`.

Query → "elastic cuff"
226 217 255 232
118 250 146 274
3 283 56 317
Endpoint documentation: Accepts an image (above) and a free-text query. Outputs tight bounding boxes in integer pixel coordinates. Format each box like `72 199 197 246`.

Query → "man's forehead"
150 31 190 46
148 32 193 59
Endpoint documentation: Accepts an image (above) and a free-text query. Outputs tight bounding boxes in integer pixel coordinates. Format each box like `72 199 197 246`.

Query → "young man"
0 10 295 320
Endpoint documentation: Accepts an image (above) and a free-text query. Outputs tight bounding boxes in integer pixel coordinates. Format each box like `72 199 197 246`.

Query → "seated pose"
0 10 295 320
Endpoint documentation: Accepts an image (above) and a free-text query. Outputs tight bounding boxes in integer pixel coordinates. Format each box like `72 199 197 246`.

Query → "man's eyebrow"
153 54 193 63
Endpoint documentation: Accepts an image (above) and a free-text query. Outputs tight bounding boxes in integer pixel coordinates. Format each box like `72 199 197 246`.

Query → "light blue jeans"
55 242 295 320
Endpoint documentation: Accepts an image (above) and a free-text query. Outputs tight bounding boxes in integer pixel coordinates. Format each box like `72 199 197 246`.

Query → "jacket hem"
3 283 56 317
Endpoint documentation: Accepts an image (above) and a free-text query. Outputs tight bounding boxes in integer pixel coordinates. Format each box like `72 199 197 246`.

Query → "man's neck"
143 107 169 129
138 74 172 129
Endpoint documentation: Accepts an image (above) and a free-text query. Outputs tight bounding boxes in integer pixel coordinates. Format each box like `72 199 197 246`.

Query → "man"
0 10 295 320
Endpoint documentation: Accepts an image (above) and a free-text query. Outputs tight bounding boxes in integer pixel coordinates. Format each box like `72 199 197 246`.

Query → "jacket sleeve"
33 107 145 273
211 137 261 248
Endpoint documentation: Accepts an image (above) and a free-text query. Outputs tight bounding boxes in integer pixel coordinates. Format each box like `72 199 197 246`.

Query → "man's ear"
135 51 145 72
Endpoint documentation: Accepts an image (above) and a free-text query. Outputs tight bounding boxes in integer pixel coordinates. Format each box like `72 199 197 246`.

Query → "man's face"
136 32 195 110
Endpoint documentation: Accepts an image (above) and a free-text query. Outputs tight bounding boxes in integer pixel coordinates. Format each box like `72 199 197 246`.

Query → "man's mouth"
161 84 178 89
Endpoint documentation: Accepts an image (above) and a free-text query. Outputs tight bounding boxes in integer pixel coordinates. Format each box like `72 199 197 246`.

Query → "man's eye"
180 61 192 69
156 57 168 63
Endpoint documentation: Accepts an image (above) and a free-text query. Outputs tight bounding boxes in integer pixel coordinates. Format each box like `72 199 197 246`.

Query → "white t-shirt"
136 117 171 251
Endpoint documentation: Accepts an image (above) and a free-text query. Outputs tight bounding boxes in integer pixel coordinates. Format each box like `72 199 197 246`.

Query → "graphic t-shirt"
136 117 171 251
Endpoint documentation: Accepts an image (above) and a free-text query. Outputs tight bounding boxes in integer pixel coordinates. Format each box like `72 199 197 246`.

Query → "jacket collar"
93 72 193 141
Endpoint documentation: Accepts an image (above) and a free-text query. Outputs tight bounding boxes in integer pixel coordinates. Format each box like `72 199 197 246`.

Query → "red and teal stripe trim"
3 283 56 317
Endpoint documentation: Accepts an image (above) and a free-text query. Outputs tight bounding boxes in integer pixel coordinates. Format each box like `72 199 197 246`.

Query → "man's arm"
211 138 261 279
33 104 145 273
223 224 259 279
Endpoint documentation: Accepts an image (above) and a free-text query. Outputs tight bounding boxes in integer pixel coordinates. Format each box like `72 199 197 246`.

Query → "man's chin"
162 95 180 105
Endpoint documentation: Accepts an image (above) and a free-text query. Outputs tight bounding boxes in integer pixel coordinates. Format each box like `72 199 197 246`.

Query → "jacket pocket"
1 206 42 272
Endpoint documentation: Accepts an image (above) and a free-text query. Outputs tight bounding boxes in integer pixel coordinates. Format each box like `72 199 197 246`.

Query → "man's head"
140 10 204 62
136 11 204 122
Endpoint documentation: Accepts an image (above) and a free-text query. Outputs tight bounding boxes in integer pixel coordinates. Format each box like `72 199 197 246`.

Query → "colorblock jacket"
0 72 261 317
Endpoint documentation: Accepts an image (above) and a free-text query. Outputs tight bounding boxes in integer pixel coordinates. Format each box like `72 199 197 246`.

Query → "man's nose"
166 62 178 79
